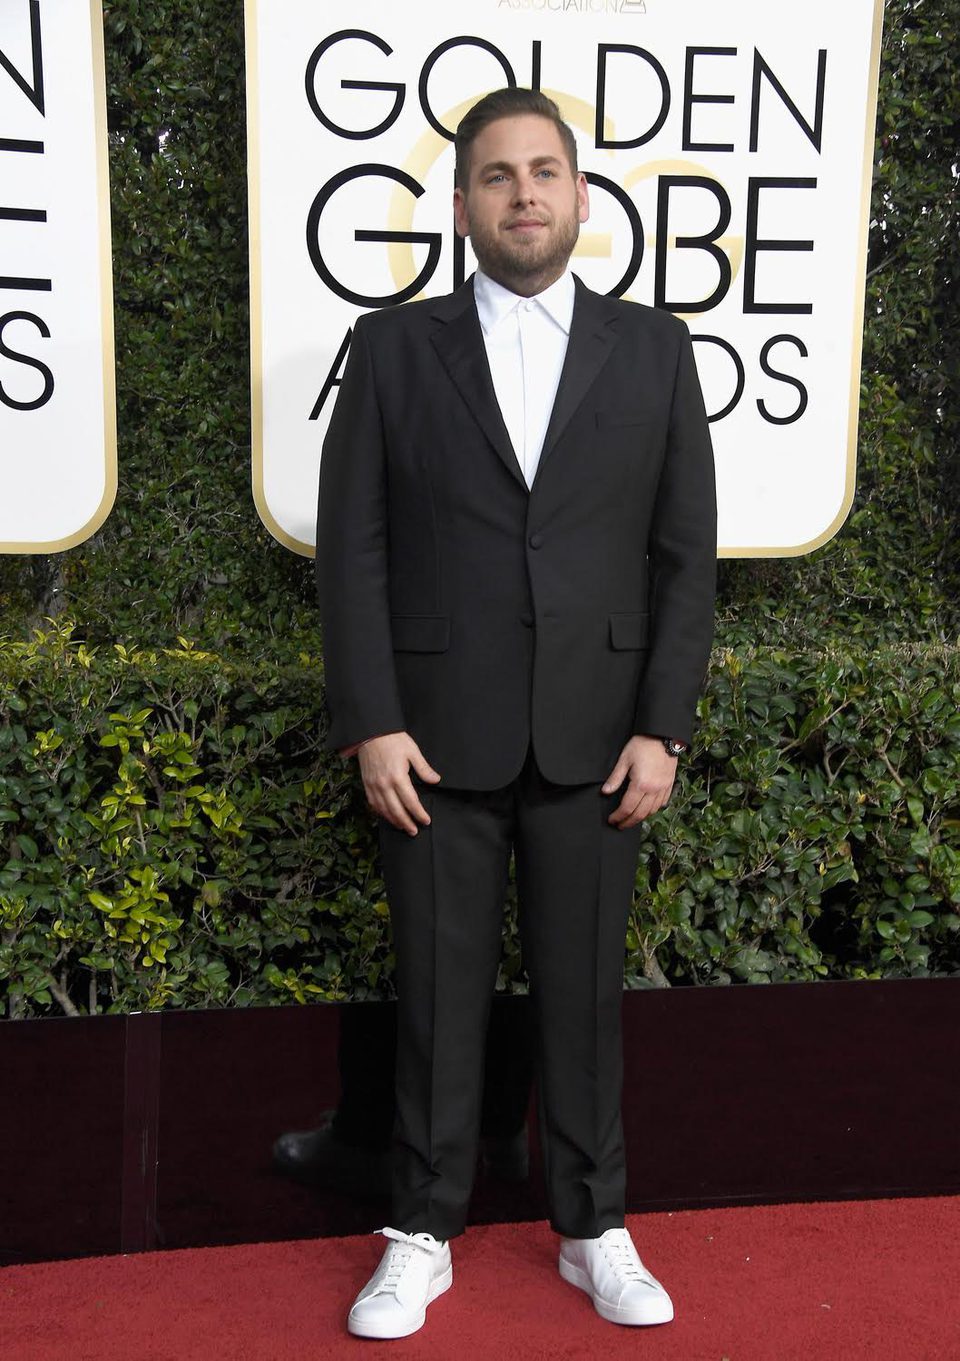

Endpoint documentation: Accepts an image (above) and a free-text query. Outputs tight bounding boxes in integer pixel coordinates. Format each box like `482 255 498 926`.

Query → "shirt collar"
474 267 575 337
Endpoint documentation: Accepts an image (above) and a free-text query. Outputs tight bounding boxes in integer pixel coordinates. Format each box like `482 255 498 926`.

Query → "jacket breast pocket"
596 411 652 431
390 614 450 653
609 612 650 650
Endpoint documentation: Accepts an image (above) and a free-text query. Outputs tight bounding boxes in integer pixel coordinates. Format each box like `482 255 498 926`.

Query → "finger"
381 788 419 836
619 796 655 829
608 783 643 826
620 788 669 829
410 751 442 783
601 763 628 796
610 780 669 826
397 778 432 827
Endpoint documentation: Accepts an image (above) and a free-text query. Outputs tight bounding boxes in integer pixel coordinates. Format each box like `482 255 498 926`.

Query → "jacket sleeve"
633 322 717 747
315 315 406 752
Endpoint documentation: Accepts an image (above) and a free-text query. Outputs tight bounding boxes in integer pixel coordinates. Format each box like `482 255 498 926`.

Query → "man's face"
453 114 589 290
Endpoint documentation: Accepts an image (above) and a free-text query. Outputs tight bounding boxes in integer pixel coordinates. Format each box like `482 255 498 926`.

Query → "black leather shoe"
272 1113 391 1198
273 1116 530 1193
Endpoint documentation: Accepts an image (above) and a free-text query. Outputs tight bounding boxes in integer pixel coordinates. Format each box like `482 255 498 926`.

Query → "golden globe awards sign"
0 1 116 554
245 0 883 557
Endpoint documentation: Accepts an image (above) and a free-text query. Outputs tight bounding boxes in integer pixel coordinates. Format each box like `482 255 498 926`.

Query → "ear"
453 186 470 240
576 172 590 225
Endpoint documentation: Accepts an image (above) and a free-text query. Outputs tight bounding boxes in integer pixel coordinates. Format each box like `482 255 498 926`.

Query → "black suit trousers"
379 743 643 1241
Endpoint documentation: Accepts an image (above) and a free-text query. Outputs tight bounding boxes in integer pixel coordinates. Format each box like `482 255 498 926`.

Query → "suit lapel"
428 274 622 494
429 280 527 491
534 276 622 487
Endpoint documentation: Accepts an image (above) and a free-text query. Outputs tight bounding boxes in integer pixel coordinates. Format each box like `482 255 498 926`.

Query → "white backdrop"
0 0 116 553
245 0 883 557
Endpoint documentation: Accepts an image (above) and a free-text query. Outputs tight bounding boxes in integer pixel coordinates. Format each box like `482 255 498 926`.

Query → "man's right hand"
357 731 442 836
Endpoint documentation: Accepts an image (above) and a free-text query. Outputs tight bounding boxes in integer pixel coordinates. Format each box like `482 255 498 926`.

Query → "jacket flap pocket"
609 612 649 650
391 614 450 653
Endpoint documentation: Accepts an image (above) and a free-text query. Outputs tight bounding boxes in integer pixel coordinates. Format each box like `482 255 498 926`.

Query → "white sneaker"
347 1227 452 1339
559 1226 674 1326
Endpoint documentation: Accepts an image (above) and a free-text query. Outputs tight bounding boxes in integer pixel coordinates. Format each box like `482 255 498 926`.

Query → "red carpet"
2 1197 957 1360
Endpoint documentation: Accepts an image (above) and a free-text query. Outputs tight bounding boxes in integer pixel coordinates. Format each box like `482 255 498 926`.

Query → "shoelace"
601 1231 653 1284
375 1227 443 1293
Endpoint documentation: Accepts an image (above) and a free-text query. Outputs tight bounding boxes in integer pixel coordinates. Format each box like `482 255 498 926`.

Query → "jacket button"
520 613 533 628
528 532 543 549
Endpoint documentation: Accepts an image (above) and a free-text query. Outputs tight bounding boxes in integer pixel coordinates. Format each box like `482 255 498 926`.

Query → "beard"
467 200 581 290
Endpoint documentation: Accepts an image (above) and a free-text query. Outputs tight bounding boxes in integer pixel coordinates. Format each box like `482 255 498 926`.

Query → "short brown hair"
454 88 578 190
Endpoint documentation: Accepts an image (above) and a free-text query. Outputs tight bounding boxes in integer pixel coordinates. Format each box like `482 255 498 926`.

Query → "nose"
511 173 538 206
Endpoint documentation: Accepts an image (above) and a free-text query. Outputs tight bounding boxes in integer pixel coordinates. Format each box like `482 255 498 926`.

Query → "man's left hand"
602 734 679 829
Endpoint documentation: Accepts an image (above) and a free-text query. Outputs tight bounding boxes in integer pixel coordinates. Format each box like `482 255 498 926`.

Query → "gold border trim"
719 0 885 559
0 0 118 555
245 0 315 558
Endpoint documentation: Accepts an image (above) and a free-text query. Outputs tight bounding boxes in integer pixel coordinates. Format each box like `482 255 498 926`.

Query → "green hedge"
2 625 957 1019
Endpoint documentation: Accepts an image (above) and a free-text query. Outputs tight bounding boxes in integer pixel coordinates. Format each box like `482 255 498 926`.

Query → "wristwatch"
661 737 687 758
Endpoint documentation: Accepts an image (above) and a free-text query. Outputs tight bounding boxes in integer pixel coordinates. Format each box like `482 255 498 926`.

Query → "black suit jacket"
316 275 717 790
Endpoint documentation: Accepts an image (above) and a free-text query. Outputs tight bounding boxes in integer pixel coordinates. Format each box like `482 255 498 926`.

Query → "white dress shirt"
473 267 575 490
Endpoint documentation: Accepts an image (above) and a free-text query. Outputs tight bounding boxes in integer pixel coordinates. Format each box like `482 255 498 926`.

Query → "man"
316 88 716 1339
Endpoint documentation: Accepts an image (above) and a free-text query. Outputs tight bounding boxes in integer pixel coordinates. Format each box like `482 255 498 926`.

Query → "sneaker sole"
558 1255 674 1326
347 1263 453 1339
